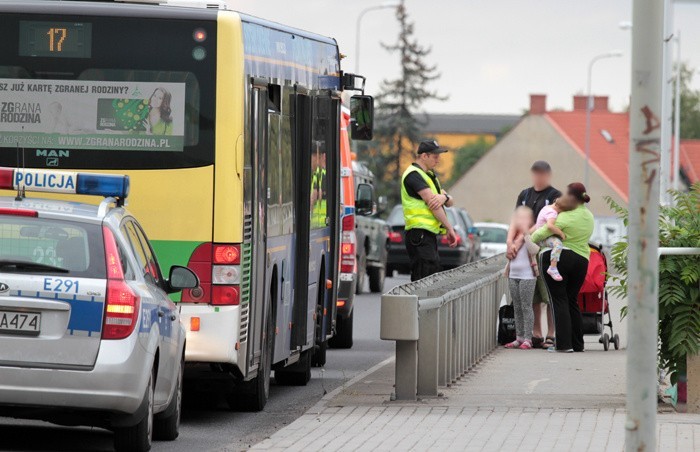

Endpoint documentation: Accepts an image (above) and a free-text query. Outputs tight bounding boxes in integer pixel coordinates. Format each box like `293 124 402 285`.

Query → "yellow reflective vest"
400 165 445 235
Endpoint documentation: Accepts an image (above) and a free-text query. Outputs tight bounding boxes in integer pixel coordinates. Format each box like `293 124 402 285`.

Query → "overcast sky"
229 0 700 115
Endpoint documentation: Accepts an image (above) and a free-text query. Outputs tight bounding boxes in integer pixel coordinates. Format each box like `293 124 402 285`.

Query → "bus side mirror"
356 183 374 216
350 95 374 141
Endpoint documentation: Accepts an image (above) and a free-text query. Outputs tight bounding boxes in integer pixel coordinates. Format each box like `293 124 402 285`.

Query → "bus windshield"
0 12 216 170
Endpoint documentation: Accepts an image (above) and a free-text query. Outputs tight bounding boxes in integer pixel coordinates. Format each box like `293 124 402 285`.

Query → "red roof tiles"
544 110 700 201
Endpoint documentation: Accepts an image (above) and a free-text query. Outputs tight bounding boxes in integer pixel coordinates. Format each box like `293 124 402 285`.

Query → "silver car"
0 194 197 451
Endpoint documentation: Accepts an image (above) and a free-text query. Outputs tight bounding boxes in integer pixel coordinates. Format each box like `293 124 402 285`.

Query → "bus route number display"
19 21 92 59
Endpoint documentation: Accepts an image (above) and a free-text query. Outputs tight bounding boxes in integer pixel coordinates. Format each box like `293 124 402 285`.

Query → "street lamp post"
584 51 622 188
355 1 400 74
673 31 681 192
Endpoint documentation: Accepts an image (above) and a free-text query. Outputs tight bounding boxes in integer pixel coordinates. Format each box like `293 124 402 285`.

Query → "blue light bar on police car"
0 167 129 199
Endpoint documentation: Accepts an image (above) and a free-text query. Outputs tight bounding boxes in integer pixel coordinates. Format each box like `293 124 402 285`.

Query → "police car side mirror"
167 265 200 294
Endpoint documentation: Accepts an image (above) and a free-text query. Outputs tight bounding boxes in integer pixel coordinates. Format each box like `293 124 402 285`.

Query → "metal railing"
380 255 509 401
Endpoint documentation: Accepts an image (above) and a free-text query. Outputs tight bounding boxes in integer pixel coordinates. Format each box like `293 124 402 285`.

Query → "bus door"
317 93 341 339
246 80 269 375
290 87 312 349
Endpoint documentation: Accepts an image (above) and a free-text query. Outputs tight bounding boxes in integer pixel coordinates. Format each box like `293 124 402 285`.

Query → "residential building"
448 94 700 223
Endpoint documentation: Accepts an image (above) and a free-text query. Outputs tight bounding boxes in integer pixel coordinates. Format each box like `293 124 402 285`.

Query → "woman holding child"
531 183 594 353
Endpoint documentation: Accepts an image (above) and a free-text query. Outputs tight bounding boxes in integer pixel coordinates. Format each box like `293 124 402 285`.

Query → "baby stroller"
577 243 620 351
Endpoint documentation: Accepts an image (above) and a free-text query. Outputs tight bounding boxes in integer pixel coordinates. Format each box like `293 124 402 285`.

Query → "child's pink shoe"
505 340 521 349
519 340 533 349
547 266 563 281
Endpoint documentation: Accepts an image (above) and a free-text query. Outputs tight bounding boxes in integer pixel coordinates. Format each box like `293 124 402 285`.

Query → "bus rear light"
337 300 346 307
190 317 200 332
213 244 240 264
388 231 403 243
102 226 139 340
212 265 240 285
212 285 240 306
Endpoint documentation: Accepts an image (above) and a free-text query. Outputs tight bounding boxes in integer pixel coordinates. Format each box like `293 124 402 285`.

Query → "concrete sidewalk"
251 343 700 451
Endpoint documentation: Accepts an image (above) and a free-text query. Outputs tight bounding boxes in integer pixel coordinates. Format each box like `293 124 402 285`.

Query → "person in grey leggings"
508 279 537 348
505 206 538 349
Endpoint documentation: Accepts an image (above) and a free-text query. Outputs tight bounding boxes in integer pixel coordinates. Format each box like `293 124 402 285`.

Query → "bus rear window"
0 13 216 170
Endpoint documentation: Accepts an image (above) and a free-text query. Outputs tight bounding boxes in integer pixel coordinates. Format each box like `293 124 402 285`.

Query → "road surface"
0 276 404 452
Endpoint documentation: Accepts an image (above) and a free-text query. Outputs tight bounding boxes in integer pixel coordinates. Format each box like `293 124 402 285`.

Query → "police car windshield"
0 215 105 278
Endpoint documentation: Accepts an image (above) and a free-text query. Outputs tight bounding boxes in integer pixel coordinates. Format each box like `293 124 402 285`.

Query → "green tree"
674 62 700 139
447 137 493 187
360 0 445 206
606 184 700 384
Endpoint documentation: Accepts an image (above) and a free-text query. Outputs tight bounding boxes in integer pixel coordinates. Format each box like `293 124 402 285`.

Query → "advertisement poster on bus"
0 79 186 152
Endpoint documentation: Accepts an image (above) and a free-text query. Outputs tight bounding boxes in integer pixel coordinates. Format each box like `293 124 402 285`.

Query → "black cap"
417 140 448 154
530 160 552 172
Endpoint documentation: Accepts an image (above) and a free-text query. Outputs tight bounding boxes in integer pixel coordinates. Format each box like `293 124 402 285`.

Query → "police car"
0 167 197 452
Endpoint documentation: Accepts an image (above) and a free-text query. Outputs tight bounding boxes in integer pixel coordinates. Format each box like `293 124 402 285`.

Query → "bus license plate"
0 310 41 335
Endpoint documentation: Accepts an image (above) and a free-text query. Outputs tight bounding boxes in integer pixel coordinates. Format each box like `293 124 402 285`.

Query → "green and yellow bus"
0 0 372 411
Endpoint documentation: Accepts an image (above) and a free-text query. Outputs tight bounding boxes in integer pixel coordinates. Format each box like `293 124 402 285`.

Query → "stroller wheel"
613 334 620 350
602 333 610 351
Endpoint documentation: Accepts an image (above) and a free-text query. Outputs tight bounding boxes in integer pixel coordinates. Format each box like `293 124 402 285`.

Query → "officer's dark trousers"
405 228 441 282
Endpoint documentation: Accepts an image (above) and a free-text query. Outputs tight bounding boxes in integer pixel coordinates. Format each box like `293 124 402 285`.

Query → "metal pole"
659 0 674 205
673 31 682 193
585 62 593 188
585 52 622 188
627 0 663 450
354 2 400 74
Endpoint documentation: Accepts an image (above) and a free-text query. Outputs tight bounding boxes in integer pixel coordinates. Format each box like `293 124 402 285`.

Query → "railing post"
395 340 418 400
438 305 448 387
380 294 419 401
417 308 439 397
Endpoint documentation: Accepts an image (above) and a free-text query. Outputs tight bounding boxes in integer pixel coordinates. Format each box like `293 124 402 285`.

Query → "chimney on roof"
529 94 546 115
573 95 588 111
593 96 609 112
573 95 610 112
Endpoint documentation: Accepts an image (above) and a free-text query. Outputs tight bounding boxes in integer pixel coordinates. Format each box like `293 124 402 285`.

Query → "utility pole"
673 31 681 193
627 0 663 450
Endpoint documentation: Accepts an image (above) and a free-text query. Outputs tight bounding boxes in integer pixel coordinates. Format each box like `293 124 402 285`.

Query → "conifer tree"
360 0 445 207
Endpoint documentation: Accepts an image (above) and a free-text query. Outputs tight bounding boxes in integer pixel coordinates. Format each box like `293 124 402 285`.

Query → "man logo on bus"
36 150 70 158
36 150 69 167
0 283 9 294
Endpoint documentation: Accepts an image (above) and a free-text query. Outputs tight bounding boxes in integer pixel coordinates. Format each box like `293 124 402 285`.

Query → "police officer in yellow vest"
401 140 459 281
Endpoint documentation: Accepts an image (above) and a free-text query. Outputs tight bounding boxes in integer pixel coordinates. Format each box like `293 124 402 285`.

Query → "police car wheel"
114 371 154 452
154 357 183 441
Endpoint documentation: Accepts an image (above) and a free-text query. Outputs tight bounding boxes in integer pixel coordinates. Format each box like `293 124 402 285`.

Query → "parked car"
386 205 470 275
0 168 198 452
352 161 389 294
475 222 509 258
455 208 482 262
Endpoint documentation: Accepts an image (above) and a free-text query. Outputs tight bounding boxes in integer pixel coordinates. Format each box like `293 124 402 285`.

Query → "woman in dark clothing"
530 183 595 352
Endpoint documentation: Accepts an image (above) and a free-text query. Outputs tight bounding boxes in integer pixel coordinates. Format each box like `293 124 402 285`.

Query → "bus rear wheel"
227 288 274 412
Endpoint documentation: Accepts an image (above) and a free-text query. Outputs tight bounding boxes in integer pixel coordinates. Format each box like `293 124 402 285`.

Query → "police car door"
122 220 178 404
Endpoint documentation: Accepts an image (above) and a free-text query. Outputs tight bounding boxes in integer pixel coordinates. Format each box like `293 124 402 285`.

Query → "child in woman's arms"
530 197 575 281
